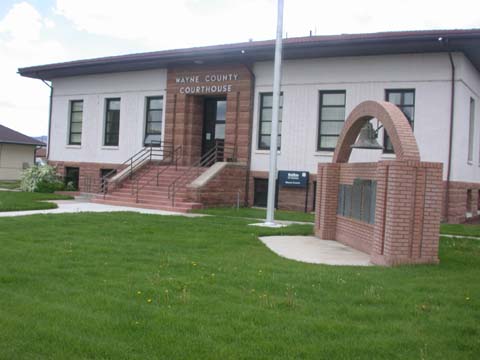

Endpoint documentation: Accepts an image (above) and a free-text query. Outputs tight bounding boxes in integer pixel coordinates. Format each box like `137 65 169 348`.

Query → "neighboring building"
18 29 480 222
0 124 46 180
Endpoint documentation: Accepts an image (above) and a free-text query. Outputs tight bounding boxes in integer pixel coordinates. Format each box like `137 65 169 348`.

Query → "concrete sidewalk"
259 235 371 266
0 197 204 218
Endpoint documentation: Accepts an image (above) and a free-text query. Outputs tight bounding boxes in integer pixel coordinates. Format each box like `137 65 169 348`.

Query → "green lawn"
0 191 73 212
0 180 20 190
193 206 315 222
0 212 478 359
441 223 480 237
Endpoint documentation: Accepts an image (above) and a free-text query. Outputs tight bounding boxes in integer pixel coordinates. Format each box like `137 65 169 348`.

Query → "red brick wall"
248 171 316 212
336 216 374 253
164 64 253 165
442 181 480 223
49 160 124 193
187 164 247 208
316 160 443 266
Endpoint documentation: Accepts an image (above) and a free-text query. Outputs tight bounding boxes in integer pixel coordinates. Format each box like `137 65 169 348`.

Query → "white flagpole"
265 0 284 226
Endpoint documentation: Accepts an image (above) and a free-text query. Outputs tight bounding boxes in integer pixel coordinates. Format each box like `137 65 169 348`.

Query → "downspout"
243 61 256 206
41 78 53 161
445 45 456 222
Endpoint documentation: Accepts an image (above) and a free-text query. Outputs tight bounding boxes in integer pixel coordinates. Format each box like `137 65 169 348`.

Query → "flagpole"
265 0 284 226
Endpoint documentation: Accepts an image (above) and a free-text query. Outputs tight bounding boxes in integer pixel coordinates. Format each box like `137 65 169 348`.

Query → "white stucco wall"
450 55 480 182
250 52 478 181
0 143 35 180
50 68 167 164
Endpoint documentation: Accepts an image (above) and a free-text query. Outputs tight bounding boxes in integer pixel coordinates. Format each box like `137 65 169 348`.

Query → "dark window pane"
145 96 163 145
215 123 225 140
318 91 346 151
322 93 346 106
147 121 162 133
320 121 344 135
258 93 283 150
108 100 120 110
216 101 226 121
70 122 82 133
149 98 163 110
320 135 339 149
70 133 81 144
321 107 345 120
69 100 83 145
385 90 415 152
147 110 162 123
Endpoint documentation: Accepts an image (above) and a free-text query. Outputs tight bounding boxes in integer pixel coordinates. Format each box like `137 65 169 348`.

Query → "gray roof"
0 124 46 146
17 29 480 80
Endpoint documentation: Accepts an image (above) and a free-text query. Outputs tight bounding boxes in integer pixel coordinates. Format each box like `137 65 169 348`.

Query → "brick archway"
315 100 442 266
332 100 420 163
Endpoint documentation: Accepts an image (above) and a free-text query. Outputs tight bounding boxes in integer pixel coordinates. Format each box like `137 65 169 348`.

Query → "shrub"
20 165 64 193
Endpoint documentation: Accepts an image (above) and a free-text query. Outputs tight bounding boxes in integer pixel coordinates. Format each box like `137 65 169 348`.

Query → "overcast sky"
0 0 479 137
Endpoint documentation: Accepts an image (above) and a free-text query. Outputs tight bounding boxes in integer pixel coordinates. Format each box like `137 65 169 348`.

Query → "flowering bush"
20 165 64 193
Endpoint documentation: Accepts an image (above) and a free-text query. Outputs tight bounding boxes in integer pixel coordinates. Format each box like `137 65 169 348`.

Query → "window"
318 91 346 151
144 97 163 146
258 93 283 150
65 167 79 191
69 100 83 145
468 97 475 163
253 178 278 208
104 98 120 146
385 89 415 152
337 179 377 224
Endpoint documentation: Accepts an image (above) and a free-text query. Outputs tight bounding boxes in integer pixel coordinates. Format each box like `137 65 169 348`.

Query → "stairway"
91 163 206 213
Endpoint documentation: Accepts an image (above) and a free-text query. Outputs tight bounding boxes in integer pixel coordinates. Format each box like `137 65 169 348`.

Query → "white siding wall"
50 69 167 164
451 55 480 182
251 52 467 180
0 144 35 180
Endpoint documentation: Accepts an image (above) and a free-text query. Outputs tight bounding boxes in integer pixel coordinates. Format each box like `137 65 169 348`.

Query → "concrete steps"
92 164 205 212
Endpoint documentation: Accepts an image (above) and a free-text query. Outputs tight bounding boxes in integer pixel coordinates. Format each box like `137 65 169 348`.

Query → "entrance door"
202 98 226 159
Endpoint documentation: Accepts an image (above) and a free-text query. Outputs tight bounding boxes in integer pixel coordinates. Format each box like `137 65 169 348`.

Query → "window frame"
104 98 121 147
468 97 475 163
257 92 283 150
317 90 347 152
68 100 83 145
144 96 164 147
384 89 415 153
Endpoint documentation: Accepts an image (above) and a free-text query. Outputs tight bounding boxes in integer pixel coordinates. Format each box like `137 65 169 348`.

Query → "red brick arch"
332 100 420 163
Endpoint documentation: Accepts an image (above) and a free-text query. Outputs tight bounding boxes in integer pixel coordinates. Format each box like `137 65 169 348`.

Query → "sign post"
265 0 284 227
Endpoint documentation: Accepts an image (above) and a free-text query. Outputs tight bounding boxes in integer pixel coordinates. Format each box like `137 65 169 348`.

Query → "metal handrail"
133 145 183 202
167 142 235 207
101 141 173 197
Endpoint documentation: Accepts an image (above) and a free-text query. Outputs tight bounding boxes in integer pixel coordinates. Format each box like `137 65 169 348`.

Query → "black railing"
167 142 235 207
101 141 174 198
133 144 183 202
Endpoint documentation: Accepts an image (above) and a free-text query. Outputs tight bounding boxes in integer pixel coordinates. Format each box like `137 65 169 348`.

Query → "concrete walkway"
0 198 203 218
259 235 372 266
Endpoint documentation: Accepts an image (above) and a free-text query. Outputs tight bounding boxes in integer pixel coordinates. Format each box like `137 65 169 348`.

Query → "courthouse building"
19 29 480 222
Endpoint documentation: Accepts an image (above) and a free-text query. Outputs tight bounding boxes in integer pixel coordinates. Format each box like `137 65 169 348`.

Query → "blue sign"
278 170 309 188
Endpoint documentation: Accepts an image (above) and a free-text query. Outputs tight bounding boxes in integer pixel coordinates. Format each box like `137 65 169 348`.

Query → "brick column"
315 163 340 240
371 161 442 265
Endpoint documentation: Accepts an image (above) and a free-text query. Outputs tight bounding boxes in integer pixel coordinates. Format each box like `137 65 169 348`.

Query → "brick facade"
164 64 253 166
187 163 247 207
49 160 124 193
443 181 480 223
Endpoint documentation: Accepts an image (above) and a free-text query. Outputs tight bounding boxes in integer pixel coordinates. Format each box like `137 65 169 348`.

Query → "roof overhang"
17 29 480 80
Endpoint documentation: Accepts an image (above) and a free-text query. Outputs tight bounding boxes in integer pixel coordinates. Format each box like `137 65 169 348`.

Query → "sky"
0 0 479 137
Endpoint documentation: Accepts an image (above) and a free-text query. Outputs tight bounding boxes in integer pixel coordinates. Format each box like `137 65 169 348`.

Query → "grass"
441 223 480 237
0 212 479 359
0 180 20 190
0 191 74 212
193 206 315 222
